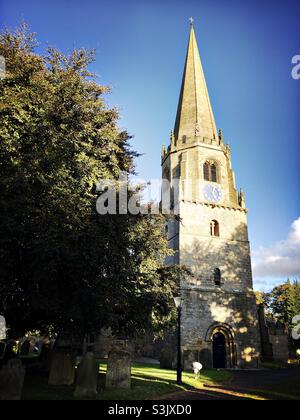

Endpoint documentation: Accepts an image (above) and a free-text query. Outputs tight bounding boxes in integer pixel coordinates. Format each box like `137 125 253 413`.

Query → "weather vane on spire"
190 17 194 26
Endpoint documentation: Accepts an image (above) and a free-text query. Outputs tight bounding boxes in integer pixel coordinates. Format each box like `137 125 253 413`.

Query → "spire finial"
189 17 194 26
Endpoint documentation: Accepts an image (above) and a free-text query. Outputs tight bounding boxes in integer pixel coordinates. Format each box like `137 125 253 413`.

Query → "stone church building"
94 22 294 368
161 22 261 369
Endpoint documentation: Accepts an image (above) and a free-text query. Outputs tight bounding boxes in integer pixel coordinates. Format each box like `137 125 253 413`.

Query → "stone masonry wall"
179 201 253 292
181 288 261 369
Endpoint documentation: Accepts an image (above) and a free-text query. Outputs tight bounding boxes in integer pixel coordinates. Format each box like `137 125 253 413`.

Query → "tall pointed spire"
174 20 218 141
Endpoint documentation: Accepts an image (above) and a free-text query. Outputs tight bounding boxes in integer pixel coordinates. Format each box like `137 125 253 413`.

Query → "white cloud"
252 217 300 282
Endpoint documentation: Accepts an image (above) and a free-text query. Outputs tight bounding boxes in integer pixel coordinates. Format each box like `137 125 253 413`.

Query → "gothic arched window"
203 161 218 183
203 162 210 181
211 164 217 182
210 220 220 237
214 268 221 286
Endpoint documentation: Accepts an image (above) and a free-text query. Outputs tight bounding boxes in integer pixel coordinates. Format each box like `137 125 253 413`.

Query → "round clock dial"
203 184 222 203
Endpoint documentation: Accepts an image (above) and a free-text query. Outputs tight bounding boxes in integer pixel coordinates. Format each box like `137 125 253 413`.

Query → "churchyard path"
160 367 300 400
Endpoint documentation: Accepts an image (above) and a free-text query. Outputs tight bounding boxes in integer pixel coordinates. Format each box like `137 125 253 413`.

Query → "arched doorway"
213 332 226 368
206 323 237 369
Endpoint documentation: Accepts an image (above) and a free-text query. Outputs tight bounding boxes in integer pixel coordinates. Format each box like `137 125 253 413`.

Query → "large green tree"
261 279 300 326
0 24 178 340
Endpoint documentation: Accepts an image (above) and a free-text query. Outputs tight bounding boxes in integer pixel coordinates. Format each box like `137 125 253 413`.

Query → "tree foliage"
259 279 300 327
0 23 178 340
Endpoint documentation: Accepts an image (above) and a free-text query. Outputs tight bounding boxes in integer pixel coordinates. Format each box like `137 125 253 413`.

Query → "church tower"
162 21 260 368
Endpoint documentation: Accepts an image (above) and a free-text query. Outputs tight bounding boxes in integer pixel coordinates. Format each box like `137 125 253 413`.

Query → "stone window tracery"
203 161 219 183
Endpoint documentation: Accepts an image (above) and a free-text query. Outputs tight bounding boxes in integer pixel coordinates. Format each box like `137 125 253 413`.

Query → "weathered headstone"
159 347 175 369
0 359 25 400
105 349 131 390
183 349 198 371
48 350 76 385
74 352 98 399
39 343 52 372
199 348 212 368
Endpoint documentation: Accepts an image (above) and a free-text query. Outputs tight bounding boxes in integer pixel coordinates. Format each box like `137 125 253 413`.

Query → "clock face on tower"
203 184 222 203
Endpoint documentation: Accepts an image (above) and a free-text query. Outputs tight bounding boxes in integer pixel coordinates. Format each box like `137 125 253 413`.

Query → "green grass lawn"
22 361 231 400
21 361 300 400
97 362 231 400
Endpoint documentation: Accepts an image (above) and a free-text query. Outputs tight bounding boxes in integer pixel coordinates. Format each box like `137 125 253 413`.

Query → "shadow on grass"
97 362 231 400
22 362 231 400
22 369 76 400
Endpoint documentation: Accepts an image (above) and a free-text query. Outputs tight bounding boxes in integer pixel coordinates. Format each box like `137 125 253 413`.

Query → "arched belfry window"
214 268 221 286
210 220 220 237
203 161 218 183
211 164 217 182
203 162 210 181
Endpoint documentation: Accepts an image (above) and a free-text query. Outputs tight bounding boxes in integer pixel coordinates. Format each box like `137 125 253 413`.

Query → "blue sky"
2 0 300 291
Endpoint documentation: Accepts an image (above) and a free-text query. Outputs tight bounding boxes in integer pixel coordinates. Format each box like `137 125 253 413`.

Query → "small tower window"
203 161 218 183
214 268 221 286
210 220 220 237
203 162 210 181
211 164 217 182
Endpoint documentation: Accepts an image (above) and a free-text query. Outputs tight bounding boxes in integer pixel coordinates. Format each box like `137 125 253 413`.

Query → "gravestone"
183 349 199 371
48 350 76 385
39 343 52 372
160 347 175 369
105 349 131 390
199 348 212 369
74 352 98 399
0 359 25 400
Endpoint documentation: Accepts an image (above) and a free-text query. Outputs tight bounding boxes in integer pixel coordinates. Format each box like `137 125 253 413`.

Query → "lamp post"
173 296 182 385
